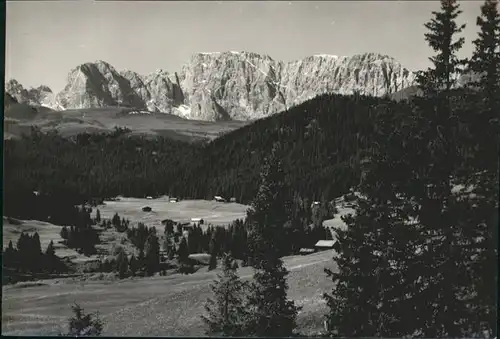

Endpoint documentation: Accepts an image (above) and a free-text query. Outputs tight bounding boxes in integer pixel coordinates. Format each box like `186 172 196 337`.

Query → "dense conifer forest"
3 88 479 223
4 92 429 221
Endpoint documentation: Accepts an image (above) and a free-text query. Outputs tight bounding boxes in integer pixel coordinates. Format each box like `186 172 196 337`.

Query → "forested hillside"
3 93 411 220
169 93 417 201
5 87 479 223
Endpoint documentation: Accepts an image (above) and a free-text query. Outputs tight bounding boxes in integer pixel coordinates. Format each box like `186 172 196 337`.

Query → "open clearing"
95 196 250 230
2 250 336 336
3 197 250 264
2 218 81 260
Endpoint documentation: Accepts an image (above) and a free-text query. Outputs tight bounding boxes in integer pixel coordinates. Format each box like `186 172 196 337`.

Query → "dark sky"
6 1 482 91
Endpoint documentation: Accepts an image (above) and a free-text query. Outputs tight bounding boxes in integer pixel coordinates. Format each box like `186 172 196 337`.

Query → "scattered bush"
63 303 104 336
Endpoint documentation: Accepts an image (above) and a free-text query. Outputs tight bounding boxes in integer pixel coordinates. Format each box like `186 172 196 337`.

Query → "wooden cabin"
314 240 335 251
191 218 204 226
299 248 316 255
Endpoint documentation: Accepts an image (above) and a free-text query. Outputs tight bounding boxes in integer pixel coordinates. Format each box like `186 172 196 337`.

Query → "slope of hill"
2 104 248 142
388 72 480 102
2 250 335 336
166 92 413 202
6 52 416 121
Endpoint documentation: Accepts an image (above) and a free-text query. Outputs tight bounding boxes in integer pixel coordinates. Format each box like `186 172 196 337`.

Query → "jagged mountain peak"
8 51 418 121
355 52 394 60
35 85 53 93
5 79 55 106
6 79 22 87
84 59 114 67
311 54 343 59
72 60 119 76
191 50 275 62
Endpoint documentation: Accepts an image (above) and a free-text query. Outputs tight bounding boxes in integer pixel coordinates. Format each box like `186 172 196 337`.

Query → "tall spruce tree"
324 0 482 336
246 143 293 261
32 232 42 256
244 142 300 337
469 0 500 104
208 233 217 271
45 240 56 257
202 254 247 336
6 240 15 254
468 0 500 170
324 103 423 337
144 233 160 276
416 0 467 95
415 0 467 196
95 208 101 223
116 248 129 278
462 1 500 335
177 237 189 264
408 1 474 335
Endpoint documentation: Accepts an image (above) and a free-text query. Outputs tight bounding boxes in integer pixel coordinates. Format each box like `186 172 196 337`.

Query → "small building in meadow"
191 218 204 226
314 240 335 251
188 253 211 266
169 197 179 203
299 248 316 255
214 196 226 202
230 197 237 203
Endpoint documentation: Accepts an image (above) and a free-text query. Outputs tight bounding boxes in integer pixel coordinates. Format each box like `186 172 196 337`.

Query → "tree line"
3 233 70 284
59 206 100 255
4 89 413 223
95 206 333 279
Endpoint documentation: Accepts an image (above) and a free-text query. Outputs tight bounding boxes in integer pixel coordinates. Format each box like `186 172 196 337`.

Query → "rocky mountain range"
6 51 416 121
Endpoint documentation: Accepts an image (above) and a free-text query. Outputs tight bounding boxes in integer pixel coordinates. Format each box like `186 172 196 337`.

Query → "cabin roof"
315 240 335 247
299 248 315 252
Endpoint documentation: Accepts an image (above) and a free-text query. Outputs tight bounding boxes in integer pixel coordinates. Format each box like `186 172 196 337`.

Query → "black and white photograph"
3 0 498 337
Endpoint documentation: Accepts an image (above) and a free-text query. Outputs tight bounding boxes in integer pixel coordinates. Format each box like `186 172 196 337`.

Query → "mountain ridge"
6 51 417 121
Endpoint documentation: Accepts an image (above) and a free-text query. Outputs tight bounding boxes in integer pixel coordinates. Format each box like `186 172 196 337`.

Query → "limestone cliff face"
5 80 56 107
6 52 418 121
177 51 287 121
280 53 415 106
177 52 415 120
55 61 145 110
119 69 184 114
6 79 31 104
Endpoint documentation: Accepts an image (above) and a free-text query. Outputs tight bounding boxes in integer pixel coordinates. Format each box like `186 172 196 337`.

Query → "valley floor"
2 250 335 336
